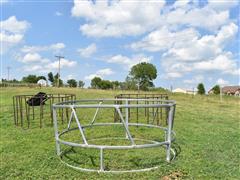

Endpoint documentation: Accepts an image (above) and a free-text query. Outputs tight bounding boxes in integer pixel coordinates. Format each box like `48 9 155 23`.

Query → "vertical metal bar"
13 97 16 125
40 96 43 128
166 106 174 162
50 95 53 125
71 107 88 145
115 107 135 145
125 100 129 139
128 95 130 118
19 97 23 127
27 99 30 128
147 99 149 124
16 97 19 126
32 100 35 121
99 148 104 172
53 107 61 156
144 94 146 116
61 96 64 123
136 94 139 124
24 97 30 128
65 95 69 122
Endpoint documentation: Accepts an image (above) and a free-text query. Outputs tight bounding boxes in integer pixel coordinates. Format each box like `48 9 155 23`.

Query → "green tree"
197 83 206 95
91 77 102 89
124 76 138 90
38 76 46 81
67 79 77 87
53 73 63 87
78 80 85 88
212 85 220 94
112 81 120 90
99 80 113 89
22 75 39 83
48 72 54 85
128 62 157 90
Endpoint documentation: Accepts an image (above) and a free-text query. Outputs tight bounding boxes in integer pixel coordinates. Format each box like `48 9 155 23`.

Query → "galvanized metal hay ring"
52 99 176 173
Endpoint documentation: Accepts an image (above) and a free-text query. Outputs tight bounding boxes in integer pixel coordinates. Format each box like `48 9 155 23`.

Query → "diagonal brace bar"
71 107 88 145
115 107 135 145
90 101 102 126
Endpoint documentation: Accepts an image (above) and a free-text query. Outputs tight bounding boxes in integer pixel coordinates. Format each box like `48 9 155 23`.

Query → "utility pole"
7 66 11 81
55 55 64 88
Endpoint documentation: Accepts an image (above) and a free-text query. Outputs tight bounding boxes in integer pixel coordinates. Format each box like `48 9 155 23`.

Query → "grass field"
0 87 239 179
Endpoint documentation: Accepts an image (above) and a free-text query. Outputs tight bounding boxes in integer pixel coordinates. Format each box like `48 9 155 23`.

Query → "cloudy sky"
1 0 239 89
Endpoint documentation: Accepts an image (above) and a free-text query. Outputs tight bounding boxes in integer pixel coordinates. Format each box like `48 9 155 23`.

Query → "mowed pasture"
0 87 239 179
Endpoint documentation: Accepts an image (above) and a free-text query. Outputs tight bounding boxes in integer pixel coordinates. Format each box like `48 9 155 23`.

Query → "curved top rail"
52 98 176 108
14 93 75 98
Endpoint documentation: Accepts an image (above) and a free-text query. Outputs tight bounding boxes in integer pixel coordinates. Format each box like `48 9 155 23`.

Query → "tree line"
2 61 221 93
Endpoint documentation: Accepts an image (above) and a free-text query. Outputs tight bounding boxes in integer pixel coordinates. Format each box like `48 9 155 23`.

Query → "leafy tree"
112 81 120 89
53 73 63 87
91 77 102 89
124 76 138 90
197 83 206 95
212 85 220 94
48 72 54 84
67 79 77 87
129 62 157 90
78 80 85 88
38 76 46 81
22 75 39 83
99 80 113 89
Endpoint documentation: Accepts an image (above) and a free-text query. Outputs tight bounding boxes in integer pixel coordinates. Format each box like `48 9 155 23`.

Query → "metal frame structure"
52 98 176 173
13 94 76 128
114 94 169 125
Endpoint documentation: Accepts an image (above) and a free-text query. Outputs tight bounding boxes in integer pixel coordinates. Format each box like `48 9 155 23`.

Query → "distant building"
173 88 186 93
173 88 197 95
222 86 240 96
37 79 47 87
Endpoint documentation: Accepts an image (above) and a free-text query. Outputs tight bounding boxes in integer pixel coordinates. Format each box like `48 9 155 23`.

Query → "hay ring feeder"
52 98 176 173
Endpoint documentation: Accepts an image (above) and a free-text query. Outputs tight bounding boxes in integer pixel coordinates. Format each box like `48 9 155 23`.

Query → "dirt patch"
162 171 185 180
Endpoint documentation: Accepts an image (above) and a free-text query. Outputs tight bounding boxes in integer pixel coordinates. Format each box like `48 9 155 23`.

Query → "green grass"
0 87 239 179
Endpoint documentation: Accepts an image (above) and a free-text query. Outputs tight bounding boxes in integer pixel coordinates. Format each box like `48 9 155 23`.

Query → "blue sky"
1 0 239 90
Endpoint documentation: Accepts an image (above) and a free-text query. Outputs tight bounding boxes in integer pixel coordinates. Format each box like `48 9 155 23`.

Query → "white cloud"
194 53 238 75
18 52 77 73
130 27 199 52
165 6 229 31
71 0 234 37
106 54 152 68
0 32 23 44
48 59 77 69
21 43 65 53
84 68 114 80
55 11 63 16
78 43 97 57
71 0 165 37
216 78 229 85
165 72 182 78
97 68 114 76
1 16 30 33
22 53 42 63
207 0 239 11
151 22 239 78
183 75 204 84
0 16 30 54
84 74 100 80
66 74 75 80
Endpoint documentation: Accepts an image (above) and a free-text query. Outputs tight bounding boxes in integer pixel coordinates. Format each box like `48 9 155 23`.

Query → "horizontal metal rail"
52 98 176 173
